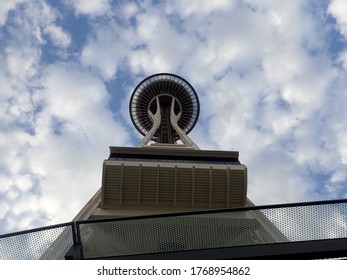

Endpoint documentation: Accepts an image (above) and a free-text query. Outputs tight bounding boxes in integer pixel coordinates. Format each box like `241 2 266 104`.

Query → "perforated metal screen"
261 202 347 241
0 223 74 260
1 200 346 259
79 214 269 259
77 201 347 259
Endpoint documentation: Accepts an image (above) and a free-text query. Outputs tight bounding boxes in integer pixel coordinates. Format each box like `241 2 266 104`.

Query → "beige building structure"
74 73 250 220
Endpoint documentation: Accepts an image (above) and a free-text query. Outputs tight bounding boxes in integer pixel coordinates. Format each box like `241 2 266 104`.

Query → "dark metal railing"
1 199 347 260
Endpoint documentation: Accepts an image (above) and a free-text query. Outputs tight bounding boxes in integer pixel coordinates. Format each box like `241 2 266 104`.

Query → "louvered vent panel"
194 168 210 207
102 163 246 209
211 169 228 208
158 167 175 207
176 168 193 208
140 166 157 206
103 165 121 207
229 169 246 206
122 166 140 206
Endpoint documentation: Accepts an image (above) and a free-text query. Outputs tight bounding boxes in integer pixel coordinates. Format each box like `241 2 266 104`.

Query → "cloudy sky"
1 0 347 235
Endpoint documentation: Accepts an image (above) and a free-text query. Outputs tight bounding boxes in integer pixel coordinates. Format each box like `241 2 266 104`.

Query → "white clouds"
0 0 72 131
0 59 131 233
122 2 139 19
11 193 39 216
130 10 192 74
40 62 129 144
0 0 130 234
43 25 71 48
81 24 134 80
328 0 347 37
0 174 13 194
64 0 111 16
21 62 130 226
165 0 234 18
6 189 19 201
0 202 10 219
15 174 33 192
337 131 347 165
249 150 317 204
5 45 41 81
43 63 108 118
2 0 71 69
0 0 25 27
329 0 347 70
338 50 347 70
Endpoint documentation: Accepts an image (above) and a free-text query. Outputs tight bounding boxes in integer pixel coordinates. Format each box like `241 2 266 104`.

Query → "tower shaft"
159 105 174 144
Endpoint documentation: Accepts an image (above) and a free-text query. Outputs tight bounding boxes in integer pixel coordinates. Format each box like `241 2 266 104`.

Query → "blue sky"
1 0 347 235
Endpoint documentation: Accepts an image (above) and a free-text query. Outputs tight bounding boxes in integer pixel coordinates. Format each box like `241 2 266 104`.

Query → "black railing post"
64 243 82 260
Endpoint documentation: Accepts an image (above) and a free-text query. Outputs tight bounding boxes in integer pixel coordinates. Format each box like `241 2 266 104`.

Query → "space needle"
129 73 200 149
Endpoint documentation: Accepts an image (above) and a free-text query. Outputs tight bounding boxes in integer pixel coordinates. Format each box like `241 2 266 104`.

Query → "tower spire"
129 73 200 149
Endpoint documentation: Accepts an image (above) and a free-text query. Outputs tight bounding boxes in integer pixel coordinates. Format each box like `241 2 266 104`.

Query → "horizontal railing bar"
0 222 74 239
91 238 347 260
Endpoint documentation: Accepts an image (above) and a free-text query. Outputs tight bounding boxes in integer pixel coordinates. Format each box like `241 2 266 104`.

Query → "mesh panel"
261 203 347 241
79 213 262 258
0 224 74 260
78 202 347 259
1 201 346 259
